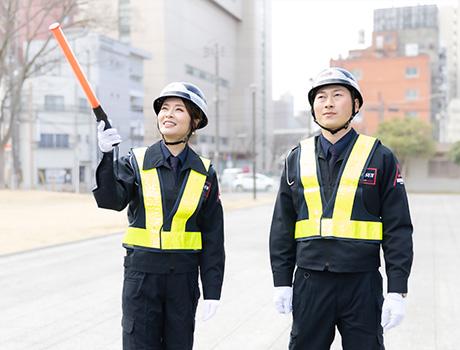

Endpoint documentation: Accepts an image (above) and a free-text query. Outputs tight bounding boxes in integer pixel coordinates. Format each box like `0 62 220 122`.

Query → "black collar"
159 141 188 165
317 128 357 160
141 141 209 175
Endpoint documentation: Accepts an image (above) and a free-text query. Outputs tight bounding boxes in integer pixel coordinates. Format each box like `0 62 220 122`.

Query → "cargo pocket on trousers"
122 316 134 334
122 316 135 349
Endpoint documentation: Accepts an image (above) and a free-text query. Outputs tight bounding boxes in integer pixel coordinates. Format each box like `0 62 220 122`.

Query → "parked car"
231 173 275 192
220 168 244 191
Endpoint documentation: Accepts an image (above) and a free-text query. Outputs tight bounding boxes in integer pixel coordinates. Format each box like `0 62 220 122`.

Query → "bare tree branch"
0 0 87 187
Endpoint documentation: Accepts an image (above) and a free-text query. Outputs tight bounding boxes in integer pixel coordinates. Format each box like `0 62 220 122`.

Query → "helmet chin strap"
314 116 353 135
163 138 187 145
158 122 193 145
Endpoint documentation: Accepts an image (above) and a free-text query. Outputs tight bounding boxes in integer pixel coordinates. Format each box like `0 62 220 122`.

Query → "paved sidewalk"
1 193 459 349
0 189 276 256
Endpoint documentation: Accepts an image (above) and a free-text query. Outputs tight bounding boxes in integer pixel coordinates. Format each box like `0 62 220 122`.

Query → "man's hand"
273 286 293 314
97 120 122 153
381 292 406 332
202 299 220 321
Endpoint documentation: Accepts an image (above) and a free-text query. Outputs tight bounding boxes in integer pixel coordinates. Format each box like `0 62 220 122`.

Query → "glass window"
351 69 362 80
55 134 69 148
39 134 54 148
78 98 88 112
44 95 64 111
405 67 418 78
405 89 418 101
38 133 69 148
185 64 194 75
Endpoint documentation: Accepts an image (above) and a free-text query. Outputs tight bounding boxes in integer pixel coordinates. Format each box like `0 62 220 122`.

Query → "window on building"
405 89 418 101
39 134 54 148
56 134 69 147
129 73 142 82
405 111 418 118
39 133 70 148
376 35 384 49
185 64 194 75
405 67 418 78
405 43 419 56
130 96 143 112
184 64 229 88
78 98 88 112
79 165 85 183
119 0 131 41
38 168 72 184
44 95 64 111
351 69 362 80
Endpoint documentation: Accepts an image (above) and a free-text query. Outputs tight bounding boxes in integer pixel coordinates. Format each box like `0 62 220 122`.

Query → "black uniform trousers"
289 268 384 350
122 266 200 350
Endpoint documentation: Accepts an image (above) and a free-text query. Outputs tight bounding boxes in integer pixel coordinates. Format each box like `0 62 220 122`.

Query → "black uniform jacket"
269 130 413 293
93 141 225 300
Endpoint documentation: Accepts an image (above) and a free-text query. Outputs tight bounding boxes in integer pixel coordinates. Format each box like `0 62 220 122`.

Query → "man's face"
313 85 358 130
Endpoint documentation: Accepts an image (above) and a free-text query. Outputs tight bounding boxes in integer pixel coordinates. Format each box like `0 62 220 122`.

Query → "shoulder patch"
360 167 377 185
393 164 404 186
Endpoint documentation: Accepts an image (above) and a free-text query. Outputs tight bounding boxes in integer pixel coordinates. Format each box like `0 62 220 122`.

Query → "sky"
271 0 459 112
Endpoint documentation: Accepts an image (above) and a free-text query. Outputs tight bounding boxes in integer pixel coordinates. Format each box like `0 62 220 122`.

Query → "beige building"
439 2 460 142
88 0 273 172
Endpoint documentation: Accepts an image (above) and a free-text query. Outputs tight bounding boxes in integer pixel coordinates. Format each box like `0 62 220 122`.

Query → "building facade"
373 5 446 140
18 30 149 191
439 2 460 142
88 0 273 173
331 53 431 136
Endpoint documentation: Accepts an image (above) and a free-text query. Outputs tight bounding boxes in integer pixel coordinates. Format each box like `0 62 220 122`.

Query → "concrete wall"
405 157 460 193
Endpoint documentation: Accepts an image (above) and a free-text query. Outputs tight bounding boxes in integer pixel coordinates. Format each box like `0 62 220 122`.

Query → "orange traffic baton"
49 22 112 130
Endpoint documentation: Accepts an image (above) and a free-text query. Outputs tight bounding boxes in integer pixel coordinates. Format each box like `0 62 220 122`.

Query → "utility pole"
214 42 220 174
378 91 384 123
251 85 257 200
204 43 223 173
261 0 267 172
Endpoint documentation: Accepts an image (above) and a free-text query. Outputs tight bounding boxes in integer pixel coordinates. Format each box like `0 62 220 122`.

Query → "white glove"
273 286 293 314
202 299 220 321
381 293 406 332
97 120 122 153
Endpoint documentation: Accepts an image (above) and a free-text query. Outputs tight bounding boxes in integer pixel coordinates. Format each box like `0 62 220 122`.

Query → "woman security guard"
93 82 225 350
269 68 413 350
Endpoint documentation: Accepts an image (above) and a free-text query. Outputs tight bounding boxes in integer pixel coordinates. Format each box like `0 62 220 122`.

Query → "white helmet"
308 67 363 108
153 82 208 129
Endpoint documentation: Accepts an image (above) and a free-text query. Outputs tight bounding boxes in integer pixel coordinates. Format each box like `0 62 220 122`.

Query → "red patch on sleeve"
393 164 404 186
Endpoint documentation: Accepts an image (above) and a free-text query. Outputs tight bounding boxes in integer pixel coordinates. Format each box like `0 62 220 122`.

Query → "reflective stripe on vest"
295 135 383 241
123 147 211 250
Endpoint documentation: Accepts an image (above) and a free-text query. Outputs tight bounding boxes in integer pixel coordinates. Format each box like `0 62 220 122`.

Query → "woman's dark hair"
182 98 204 134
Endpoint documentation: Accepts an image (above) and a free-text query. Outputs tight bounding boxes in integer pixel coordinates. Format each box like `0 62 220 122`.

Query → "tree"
376 118 436 173
449 141 460 166
0 0 85 188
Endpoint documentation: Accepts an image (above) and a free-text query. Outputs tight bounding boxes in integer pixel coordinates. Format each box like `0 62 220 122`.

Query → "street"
1 194 459 349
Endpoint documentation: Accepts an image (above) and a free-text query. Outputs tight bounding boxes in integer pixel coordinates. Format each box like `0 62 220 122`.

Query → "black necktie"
328 146 339 175
169 156 180 182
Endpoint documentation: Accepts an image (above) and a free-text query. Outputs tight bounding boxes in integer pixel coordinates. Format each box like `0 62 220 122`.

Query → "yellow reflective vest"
122 147 211 251
294 135 383 241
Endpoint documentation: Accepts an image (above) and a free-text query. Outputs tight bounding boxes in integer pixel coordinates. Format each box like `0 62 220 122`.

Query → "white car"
220 168 244 191
231 173 275 192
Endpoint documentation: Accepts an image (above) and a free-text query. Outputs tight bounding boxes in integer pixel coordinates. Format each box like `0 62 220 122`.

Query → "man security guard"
93 82 225 349
269 67 413 349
